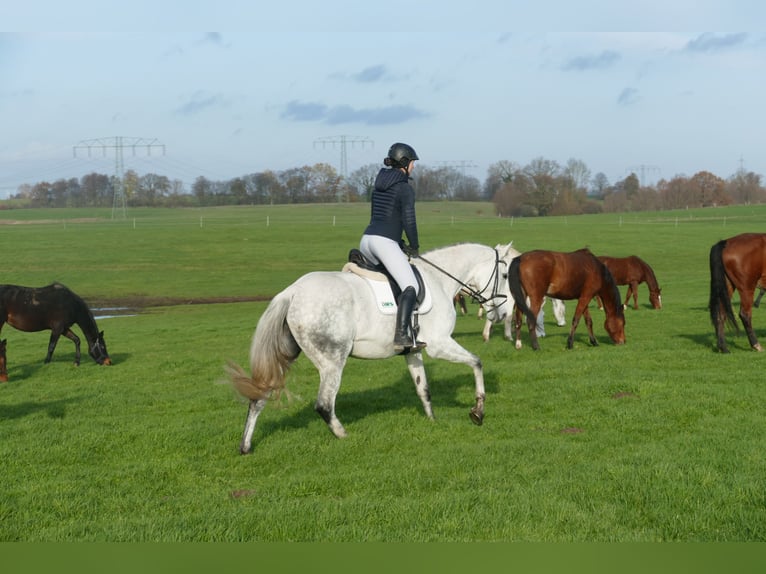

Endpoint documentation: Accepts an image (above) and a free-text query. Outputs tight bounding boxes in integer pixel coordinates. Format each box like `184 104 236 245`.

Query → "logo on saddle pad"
341 262 433 315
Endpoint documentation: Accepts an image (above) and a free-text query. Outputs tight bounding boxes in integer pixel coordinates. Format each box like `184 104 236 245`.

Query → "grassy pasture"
1 202 765 541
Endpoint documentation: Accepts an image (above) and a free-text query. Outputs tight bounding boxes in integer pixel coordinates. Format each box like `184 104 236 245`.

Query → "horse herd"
1 233 764 455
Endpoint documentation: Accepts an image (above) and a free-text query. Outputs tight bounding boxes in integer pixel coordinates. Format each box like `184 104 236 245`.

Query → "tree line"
7 157 765 214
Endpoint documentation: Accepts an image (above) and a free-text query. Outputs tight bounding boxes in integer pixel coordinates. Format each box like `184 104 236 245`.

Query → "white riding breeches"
360 234 419 294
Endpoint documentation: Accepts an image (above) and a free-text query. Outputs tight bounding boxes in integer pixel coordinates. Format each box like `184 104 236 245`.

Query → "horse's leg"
755 288 765 308
628 283 639 309
595 295 603 311
313 359 350 438
552 299 567 326
503 312 514 341
582 307 598 346
526 298 543 350
481 318 492 342
566 300 591 349
513 306 523 349
424 337 485 425
44 330 67 364
60 329 82 365
240 398 269 455
405 351 434 419
738 294 762 351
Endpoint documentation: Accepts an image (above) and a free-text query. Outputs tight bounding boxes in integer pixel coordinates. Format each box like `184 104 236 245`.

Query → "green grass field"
1 202 765 541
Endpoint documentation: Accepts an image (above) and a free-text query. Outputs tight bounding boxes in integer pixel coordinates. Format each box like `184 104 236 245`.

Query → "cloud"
561 50 621 71
617 87 640 106
199 32 225 47
684 33 747 53
175 92 228 116
281 100 328 121
351 65 388 83
282 100 428 125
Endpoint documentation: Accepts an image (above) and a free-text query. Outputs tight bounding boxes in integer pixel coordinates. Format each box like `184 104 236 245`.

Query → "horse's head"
89 331 112 365
650 288 662 310
604 312 626 345
479 243 520 324
0 339 7 382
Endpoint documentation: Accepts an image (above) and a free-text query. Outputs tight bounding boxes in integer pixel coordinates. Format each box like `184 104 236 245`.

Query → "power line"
626 164 661 187
73 137 165 219
434 160 478 176
313 135 373 179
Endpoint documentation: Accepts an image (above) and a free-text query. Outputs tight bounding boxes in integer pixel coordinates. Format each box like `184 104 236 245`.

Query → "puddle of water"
93 307 139 319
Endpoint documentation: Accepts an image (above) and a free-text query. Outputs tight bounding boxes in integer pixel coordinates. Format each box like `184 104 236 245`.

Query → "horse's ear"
99 331 105 337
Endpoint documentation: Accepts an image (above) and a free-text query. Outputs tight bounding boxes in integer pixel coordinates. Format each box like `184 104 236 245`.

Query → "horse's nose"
102 358 112 366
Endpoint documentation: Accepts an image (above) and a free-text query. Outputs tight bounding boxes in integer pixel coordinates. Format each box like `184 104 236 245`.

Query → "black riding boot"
393 286 426 352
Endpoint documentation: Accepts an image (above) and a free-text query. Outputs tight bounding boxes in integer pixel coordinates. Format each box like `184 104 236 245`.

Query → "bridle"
415 247 509 313
89 337 110 365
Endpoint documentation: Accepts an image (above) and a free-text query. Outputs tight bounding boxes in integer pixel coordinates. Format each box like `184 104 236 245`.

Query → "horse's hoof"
754 344 763 352
469 408 484 426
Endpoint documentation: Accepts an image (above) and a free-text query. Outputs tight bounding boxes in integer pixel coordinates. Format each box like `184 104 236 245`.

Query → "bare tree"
347 163 379 201
591 172 610 198
563 158 591 191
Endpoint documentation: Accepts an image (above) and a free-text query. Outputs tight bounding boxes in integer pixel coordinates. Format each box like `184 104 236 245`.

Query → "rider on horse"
360 142 426 353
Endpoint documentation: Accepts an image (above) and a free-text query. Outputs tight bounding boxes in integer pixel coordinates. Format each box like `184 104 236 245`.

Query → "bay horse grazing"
507 248 626 350
709 233 766 353
226 242 515 455
0 283 111 377
596 255 662 310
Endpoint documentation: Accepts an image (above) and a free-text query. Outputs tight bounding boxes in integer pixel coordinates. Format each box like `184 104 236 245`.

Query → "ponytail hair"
384 157 408 169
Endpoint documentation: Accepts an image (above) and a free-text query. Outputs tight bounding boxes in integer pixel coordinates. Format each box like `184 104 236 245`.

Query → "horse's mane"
598 258 625 317
638 258 660 291
50 282 99 327
422 241 477 255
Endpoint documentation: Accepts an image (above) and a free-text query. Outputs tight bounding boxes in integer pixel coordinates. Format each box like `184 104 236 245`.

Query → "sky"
2 2 766 198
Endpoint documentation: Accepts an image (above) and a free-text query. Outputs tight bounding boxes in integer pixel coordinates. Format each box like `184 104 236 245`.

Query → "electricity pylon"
73 136 165 219
313 135 373 179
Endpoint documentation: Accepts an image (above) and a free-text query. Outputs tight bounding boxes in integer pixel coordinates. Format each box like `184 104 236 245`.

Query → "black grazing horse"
0 283 111 378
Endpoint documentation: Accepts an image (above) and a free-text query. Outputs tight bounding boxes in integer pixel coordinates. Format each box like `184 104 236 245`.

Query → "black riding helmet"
387 142 419 169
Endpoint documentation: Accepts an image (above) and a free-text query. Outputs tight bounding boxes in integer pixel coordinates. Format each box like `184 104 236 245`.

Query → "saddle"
345 249 427 306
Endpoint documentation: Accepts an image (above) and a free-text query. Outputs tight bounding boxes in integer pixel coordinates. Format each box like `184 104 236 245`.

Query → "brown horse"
0 283 111 379
709 233 766 353
508 248 626 350
595 255 662 310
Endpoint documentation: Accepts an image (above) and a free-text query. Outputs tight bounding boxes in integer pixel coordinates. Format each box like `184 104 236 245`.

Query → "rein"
414 247 508 309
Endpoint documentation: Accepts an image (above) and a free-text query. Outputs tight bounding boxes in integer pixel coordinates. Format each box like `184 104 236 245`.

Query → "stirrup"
394 338 427 353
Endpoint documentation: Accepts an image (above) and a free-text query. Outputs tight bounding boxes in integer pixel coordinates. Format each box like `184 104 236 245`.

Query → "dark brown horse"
0 283 111 379
595 255 662 310
709 233 766 353
508 248 626 350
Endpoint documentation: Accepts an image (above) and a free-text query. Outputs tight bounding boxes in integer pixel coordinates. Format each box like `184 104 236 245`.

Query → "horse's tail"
227 291 301 401
709 239 738 332
507 256 537 325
